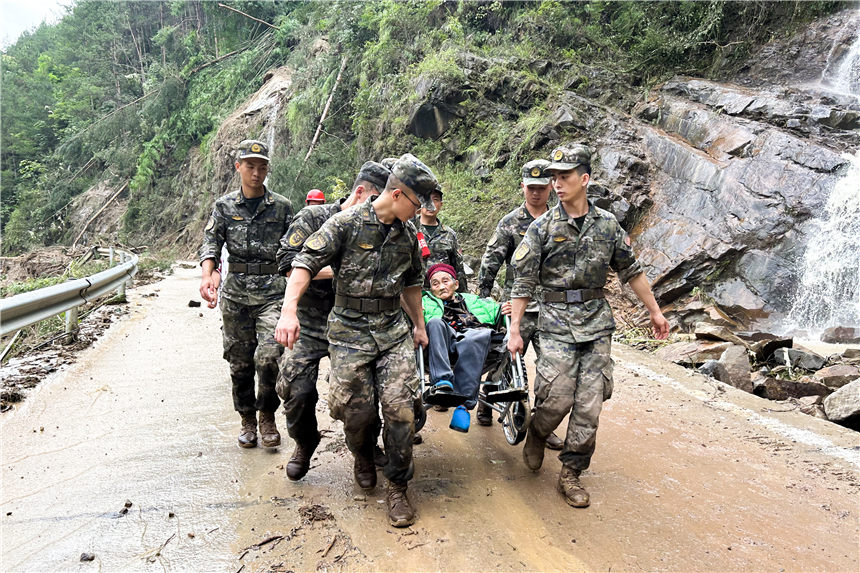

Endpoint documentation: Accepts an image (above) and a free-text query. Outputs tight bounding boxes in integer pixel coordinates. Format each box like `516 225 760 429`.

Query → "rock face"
814 364 860 389
821 326 860 344
823 378 860 426
718 345 753 393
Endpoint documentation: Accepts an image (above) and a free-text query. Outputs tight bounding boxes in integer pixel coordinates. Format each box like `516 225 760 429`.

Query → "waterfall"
821 14 860 95
262 96 280 187
784 150 860 335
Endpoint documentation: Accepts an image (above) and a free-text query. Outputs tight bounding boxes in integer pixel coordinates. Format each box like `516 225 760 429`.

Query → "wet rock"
698 360 730 384
752 375 831 401
843 348 860 360
693 322 749 348
822 378 860 424
718 345 753 393
770 348 826 371
748 335 793 363
813 364 860 389
821 326 860 344
80 552 95 562
655 340 733 366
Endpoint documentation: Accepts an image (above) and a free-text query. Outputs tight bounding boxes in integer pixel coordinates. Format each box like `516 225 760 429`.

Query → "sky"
1 0 71 49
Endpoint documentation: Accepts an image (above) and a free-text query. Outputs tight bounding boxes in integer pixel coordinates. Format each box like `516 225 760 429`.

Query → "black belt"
542 288 605 303
334 294 400 312
230 262 278 275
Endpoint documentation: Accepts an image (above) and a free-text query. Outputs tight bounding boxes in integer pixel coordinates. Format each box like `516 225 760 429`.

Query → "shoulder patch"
204 216 216 232
514 242 530 261
487 234 499 248
305 233 327 251
232 215 244 221
288 229 307 247
357 243 374 250
553 236 567 242
518 230 526 236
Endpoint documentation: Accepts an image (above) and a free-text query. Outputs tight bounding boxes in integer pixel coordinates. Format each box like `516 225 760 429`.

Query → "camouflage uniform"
478 203 545 356
199 187 293 415
292 199 424 483
274 199 342 446
511 199 642 470
420 220 467 292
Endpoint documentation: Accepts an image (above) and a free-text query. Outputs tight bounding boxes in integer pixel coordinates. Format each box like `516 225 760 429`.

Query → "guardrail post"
64 306 79 344
109 247 115 266
116 252 127 301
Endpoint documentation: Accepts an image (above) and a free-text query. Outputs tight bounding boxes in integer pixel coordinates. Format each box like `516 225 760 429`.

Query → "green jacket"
422 291 500 326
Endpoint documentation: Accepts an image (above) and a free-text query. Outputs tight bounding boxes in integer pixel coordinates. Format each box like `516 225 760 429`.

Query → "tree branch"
217 3 279 29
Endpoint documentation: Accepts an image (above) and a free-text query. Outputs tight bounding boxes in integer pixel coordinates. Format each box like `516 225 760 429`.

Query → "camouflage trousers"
220 297 283 414
531 335 613 471
519 311 542 359
328 337 419 483
275 331 329 447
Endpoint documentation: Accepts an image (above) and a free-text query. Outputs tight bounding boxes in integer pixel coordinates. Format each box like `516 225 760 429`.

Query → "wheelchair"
414 316 531 445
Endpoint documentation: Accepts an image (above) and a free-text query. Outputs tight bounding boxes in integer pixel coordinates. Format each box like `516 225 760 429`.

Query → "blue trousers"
426 318 492 409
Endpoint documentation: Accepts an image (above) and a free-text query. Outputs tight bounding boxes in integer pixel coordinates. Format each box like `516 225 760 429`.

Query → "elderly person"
422 263 508 432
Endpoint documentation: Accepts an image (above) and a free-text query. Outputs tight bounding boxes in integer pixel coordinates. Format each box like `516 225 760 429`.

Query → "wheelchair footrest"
484 388 528 404
422 389 470 407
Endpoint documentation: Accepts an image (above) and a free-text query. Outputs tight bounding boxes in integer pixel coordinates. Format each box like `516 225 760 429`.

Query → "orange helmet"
305 189 325 204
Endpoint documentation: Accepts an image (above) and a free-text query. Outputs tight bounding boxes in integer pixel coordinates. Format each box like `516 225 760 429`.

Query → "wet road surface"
2 265 858 571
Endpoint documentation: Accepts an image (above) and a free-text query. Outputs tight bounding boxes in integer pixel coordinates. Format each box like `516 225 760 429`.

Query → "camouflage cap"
432 182 443 199
236 139 270 162
546 144 591 172
521 159 551 185
356 160 390 190
380 157 398 170
392 153 438 212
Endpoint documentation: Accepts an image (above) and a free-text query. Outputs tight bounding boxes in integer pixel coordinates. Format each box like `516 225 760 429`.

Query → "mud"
1 265 858 572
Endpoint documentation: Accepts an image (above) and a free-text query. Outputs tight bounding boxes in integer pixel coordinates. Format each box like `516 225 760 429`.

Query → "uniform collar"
235 186 271 205
361 197 403 229
552 199 597 225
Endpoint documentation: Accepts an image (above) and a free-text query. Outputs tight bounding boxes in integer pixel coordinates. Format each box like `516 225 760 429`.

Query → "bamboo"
72 182 129 248
295 55 348 182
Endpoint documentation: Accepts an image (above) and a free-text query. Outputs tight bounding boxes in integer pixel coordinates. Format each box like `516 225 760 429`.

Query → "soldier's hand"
275 314 301 349
650 311 670 340
507 331 524 358
200 274 219 308
413 326 428 349
500 301 512 316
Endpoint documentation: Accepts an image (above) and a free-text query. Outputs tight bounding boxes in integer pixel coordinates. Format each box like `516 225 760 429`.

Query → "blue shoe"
432 380 454 393
449 405 470 433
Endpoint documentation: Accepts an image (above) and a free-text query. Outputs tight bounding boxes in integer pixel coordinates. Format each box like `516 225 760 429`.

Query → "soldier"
508 144 668 508
199 139 293 449
417 185 468 293
274 161 389 481
305 189 326 205
476 159 563 448
276 153 437 528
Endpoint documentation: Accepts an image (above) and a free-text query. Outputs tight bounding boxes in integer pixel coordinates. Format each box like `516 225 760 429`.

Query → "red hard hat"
305 189 325 203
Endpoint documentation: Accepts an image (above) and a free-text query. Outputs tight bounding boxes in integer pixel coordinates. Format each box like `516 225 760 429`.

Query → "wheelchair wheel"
502 398 530 445
414 397 427 433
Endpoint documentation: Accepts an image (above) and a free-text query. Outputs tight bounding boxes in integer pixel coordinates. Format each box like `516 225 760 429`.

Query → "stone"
823 378 860 423
821 326 860 344
752 375 831 401
718 345 753 393
770 348 826 371
655 341 733 366
842 348 860 360
749 336 793 363
813 364 860 389
698 360 731 384
693 322 750 348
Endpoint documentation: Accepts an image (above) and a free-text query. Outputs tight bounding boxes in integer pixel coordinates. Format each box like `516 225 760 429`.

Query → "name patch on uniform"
232 215 244 221
358 243 374 250
514 243 529 261
553 236 567 242
288 229 306 247
305 234 327 251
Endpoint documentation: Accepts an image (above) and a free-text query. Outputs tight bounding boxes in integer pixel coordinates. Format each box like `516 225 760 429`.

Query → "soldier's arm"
278 210 335 280
610 223 668 339
275 268 312 349
199 206 226 307
477 222 509 298
507 224 541 356
628 273 669 339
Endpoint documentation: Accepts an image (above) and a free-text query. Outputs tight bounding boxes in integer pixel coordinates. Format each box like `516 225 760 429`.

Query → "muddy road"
2 265 858 572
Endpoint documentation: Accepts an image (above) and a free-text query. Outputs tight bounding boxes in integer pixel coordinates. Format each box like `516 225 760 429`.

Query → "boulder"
698 360 731 384
693 322 750 348
813 364 860 389
821 326 860 344
770 348 826 371
749 336 793 363
795 396 829 419
823 378 860 424
655 340 733 366
718 345 753 393
752 375 831 401
842 348 860 360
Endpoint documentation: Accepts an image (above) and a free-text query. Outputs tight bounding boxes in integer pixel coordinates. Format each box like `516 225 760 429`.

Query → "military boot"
258 411 281 448
522 429 545 471
476 402 493 426
286 432 321 481
238 412 257 448
387 481 416 527
373 445 388 468
558 466 590 508
353 454 377 490
545 432 564 450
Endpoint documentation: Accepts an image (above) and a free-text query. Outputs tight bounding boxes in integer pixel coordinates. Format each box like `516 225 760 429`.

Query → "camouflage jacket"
199 187 293 306
510 200 642 344
419 220 467 292
292 199 423 352
276 199 345 339
477 203 544 312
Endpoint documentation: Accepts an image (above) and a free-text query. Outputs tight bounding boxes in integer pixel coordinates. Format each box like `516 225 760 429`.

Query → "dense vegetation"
1 0 844 257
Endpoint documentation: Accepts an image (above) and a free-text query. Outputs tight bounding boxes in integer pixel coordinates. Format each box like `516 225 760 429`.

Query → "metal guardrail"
0 247 138 337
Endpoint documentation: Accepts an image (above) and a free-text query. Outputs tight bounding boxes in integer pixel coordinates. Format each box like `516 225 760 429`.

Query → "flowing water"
784 150 860 336
821 12 860 95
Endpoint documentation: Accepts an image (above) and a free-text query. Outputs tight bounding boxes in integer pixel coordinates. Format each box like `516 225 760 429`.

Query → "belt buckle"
566 290 583 303
361 299 379 313
245 263 257 274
